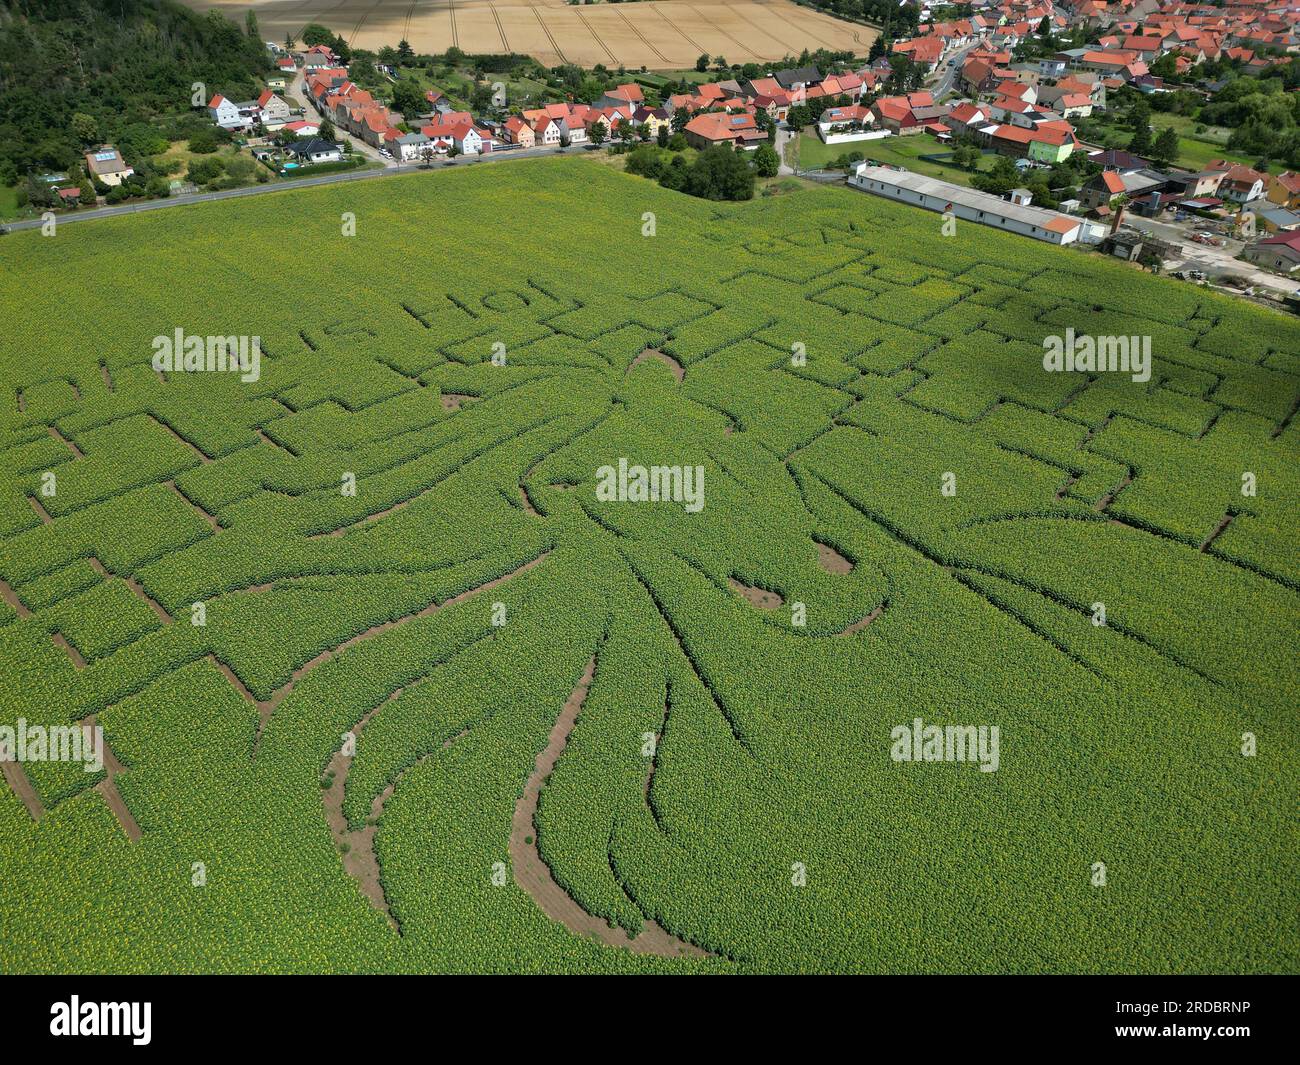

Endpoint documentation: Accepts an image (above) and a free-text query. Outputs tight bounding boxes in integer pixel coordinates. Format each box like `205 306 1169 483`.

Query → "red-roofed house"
1243 230 1300 271
596 83 645 109
1209 162 1266 204
684 111 765 150
1266 171 1300 210
502 116 535 148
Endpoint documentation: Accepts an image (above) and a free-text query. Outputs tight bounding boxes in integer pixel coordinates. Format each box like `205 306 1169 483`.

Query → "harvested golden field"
188 0 875 69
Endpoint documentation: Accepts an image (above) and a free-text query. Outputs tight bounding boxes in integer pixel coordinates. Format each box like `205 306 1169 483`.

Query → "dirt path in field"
48 425 83 458
321 691 402 927
245 549 551 753
0 578 32 618
51 633 86 668
1200 511 1234 552
510 655 706 957
628 348 685 383
0 759 44 821
815 541 854 574
165 480 220 532
441 393 479 411
1094 471 1134 513
28 496 52 524
837 603 885 636
85 714 142 841
729 577 783 609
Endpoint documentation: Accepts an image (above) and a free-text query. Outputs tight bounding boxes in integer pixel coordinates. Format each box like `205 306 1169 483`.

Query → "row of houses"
208 90 293 133
1075 149 1299 217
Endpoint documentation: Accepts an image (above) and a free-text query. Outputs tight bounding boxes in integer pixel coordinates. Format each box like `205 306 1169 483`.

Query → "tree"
696 54 710 73
686 144 756 200
671 108 691 133
319 118 336 141
659 153 689 191
1129 120 1152 156
713 56 728 71
753 142 780 177
1152 125 1179 166
301 23 334 47
1037 15 1051 38
391 80 426 118
656 124 669 148
398 39 415 62
187 128 219 154
245 11 259 39
869 36 888 63
71 113 99 146
590 119 608 146
786 104 812 130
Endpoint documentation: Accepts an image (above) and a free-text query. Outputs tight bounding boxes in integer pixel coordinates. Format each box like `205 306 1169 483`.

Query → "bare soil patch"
814 540 854 574
729 577 783 609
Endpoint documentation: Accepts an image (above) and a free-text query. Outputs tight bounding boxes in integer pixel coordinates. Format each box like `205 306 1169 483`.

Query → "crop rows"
0 159 1295 973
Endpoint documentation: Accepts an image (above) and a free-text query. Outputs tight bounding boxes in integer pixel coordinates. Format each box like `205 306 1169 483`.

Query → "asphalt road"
932 43 980 101
1 146 591 233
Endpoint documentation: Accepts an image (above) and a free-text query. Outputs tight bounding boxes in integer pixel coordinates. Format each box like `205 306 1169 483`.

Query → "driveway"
775 127 796 176
1123 215 1299 298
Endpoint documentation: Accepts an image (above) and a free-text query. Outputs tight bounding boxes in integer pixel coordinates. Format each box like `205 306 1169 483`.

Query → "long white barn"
849 164 1096 246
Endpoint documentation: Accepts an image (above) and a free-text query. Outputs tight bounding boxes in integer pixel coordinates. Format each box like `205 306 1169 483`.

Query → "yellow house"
637 108 671 138
1266 171 1300 210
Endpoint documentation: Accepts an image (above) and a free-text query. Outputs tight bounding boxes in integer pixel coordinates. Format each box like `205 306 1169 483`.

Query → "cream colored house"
84 146 134 187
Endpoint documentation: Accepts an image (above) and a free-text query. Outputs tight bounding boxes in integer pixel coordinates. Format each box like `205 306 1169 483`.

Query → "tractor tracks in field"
613 7 671 66
488 2 511 52
652 3 707 55
574 6 619 66
528 2 568 64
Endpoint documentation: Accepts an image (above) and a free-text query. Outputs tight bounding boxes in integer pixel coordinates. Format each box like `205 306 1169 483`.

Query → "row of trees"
624 142 778 200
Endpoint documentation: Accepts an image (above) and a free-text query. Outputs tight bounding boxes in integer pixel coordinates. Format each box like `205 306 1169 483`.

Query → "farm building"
849 165 1088 245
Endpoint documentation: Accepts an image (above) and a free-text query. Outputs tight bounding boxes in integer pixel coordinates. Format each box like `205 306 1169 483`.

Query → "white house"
534 117 562 146
384 130 432 162
453 124 484 155
285 139 343 165
850 165 1086 245
208 94 249 130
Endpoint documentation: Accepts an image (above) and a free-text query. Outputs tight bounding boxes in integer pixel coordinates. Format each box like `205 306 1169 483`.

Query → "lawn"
0 158 1295 974
1086 113 1280 174
0 182 33 222
797 130 997 186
